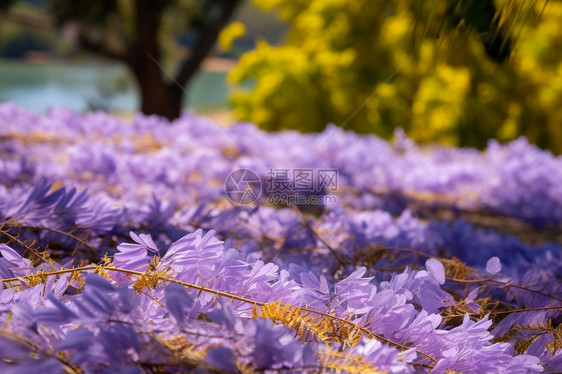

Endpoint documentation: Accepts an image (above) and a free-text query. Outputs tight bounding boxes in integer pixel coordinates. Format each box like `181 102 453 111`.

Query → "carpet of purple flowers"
0 102 561 373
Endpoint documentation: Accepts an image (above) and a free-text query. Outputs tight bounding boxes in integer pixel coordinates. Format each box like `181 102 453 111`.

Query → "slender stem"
0 228 56 270
10 224 99 256
1 264 437 365
446 276 562 303
1 266 97 284
295 305 437 364
446 305 562 319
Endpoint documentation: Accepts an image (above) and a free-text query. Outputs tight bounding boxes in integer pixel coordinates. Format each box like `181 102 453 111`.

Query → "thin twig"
446 276 562 303
1 264 437 365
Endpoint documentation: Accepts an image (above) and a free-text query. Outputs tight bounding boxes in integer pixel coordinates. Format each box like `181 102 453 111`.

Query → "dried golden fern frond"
253 299 437 365
256 300 378 350
258 300 332 344
496 319 562 355
0 327 83 373
354 245 391 267
132 258 173 293
440 257 475 280
514 334 542 355
517 320 562 355
0 224 55 266
441 299 476 326
1 264 437 366
157 335 209 368
441 296 501 326
549 322 562 355
93 254 115 281
318 347 387 374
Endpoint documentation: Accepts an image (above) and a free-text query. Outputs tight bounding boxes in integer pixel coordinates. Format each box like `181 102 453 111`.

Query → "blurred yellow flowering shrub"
218 22 246 52
229 0 562 153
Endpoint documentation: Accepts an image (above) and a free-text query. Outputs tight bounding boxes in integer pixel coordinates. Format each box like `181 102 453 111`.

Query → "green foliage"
0 2 71 58
229 0 562 153
0 0 16 12
48 0 119 26
3 0 242 119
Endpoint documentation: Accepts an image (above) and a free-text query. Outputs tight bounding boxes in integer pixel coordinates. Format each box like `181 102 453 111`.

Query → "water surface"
0 58 230 114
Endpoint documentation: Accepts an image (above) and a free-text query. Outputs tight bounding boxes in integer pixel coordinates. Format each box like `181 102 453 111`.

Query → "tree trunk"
135 68 182 121
127 0 179 121
132 0 241 121
5 0 241 121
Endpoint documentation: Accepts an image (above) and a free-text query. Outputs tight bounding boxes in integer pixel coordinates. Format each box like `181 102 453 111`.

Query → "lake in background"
0 58 231 114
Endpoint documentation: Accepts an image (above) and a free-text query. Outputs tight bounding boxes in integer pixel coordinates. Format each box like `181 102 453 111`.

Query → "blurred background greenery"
0 0 284 117
229 0 562 153
1 1 562 153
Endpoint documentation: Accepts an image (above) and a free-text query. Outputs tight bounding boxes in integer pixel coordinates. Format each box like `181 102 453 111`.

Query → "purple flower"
206 347 239 372
486 256 502 275
164 283 196 325
113 232 155 271
1 105 561 372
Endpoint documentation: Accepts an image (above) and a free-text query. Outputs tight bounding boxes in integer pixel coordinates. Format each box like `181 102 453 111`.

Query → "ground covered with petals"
0 103 561 373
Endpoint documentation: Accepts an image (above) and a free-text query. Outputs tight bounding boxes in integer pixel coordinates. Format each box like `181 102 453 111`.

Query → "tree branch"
77 32 127 62
133 0 161 61
3 8 128 62
174 0 242 90
1 11 54 30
